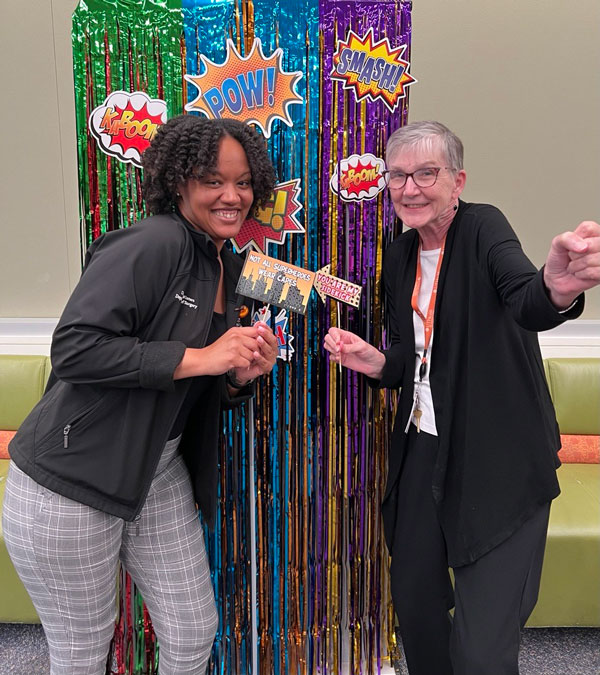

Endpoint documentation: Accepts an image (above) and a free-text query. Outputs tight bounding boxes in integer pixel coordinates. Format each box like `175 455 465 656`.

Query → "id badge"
404 387 419 433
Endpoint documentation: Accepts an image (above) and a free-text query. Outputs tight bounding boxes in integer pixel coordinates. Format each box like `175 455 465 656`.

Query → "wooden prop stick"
336 302 342 374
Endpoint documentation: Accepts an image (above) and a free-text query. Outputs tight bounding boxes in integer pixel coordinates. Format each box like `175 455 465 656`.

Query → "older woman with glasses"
324 121 600 675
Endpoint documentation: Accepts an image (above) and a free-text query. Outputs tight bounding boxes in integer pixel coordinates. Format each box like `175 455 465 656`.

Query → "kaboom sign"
185 39 304 138
88 91 167 167
330 153 386 202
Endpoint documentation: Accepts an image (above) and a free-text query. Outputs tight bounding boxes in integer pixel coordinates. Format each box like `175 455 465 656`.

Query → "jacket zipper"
126 254 220 525
63 424 71 448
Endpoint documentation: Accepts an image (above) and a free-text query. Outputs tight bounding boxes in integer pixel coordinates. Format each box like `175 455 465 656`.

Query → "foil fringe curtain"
72 1 411 672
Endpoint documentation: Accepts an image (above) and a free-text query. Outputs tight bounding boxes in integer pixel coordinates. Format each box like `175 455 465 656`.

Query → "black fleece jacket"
9 213 252 525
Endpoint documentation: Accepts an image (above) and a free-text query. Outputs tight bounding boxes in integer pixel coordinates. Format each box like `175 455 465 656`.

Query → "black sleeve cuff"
139 341 187 391
538 267 585 324
375 348 405 390
221 375 255 409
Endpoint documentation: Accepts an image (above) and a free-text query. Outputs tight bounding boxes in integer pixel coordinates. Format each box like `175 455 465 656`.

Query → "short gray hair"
386 121 464 170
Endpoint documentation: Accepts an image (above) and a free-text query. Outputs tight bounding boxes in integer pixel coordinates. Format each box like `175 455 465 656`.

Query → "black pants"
388 427 550 675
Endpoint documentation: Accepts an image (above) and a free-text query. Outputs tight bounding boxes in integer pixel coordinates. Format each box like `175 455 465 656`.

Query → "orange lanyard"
411 237 446 381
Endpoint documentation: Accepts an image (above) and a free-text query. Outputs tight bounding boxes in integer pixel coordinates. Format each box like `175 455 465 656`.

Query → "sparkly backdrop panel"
231 2 322 673
313 2 410 673
72 0 184 247
72 0 411 672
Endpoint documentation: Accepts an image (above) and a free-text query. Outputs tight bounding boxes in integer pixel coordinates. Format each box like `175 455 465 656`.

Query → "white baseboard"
0 318 598 358
0 318 57 355
538 320 600 358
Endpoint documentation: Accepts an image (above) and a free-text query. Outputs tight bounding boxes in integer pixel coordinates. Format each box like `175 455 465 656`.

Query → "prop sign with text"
252 306 295 361
233 179 304 253
236 251 315 315
88 91 167 167
314 265 362 307
331 28 415 112
330 153 386 202
185 39 303 138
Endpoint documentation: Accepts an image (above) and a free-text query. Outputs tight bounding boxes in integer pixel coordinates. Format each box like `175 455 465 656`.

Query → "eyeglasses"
382 167 451 189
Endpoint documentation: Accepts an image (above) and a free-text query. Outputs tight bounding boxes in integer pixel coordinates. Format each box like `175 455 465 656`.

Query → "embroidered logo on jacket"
175 291 198 310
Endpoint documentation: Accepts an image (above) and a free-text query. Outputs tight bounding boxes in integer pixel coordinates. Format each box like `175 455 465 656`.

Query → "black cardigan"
377 201 583 567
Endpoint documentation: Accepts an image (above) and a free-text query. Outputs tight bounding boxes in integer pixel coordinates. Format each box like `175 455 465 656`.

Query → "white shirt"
411 248 441 435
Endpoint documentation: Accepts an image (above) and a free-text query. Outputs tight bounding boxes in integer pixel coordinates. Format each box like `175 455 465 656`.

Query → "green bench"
0 354 51 623
0 355 598 625
527 358 600 627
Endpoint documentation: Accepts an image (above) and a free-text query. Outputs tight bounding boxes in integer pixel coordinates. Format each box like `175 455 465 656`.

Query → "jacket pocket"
34 387 104 458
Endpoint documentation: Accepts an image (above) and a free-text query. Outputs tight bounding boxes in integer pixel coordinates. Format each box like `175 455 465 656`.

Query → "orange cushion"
0 430 16 459
558 434 600 464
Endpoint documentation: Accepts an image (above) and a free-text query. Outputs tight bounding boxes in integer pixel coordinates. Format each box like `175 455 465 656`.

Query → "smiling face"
387 138 466 248
177 135 254 249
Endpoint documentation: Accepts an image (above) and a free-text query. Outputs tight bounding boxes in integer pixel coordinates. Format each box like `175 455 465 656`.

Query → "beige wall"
409 0 600 316
0 0 598 317
0 0 80 317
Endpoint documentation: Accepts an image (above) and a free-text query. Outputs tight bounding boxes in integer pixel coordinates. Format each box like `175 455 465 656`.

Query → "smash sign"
330 153 386 202
185 39 303 138
88 91 167 167
331 29 416 113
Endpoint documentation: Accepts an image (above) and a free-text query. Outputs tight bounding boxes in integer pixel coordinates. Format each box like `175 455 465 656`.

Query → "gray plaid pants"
3 437 218 675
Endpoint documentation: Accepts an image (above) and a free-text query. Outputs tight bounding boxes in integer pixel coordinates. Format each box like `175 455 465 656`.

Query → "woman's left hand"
544 220 600 309
230 321 278 385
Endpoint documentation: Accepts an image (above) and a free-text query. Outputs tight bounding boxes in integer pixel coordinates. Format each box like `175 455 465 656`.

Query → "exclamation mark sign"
266 67 276 106
390 65 406 92
270 190 288 231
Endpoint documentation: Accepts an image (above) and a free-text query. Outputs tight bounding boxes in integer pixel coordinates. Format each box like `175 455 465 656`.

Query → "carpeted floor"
0 624 598 674
390 628 600 675
0 624 49 675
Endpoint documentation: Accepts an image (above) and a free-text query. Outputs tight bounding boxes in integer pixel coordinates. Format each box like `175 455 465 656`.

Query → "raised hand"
323 327 386 379
230 321 278 385
174 325 261 380
544 221 600 309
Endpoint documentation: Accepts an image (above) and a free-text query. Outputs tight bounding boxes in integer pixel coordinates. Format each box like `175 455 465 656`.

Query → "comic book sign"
185 39 303 138
232 179 304 253
236 251 315 315
88 91 167 167
330 153 386 202
314 265 362 307
252 306 295 361
331 28 416 113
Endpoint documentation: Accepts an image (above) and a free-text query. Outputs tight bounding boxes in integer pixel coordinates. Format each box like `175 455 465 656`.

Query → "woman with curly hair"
3 115 279 674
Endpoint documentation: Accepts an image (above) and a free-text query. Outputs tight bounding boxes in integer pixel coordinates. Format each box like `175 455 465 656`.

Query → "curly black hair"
142 115 276 215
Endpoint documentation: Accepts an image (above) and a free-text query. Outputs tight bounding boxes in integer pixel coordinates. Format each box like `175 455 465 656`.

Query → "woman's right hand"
323 327 386 379
174 326 261 380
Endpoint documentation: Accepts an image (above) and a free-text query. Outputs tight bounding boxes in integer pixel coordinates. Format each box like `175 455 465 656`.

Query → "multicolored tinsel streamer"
72 0 412 673
72 0 185 246
316 4 410 669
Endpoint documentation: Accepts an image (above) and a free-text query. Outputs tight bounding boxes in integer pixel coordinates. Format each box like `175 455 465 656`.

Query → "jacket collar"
172 211 249 327
173 210 219 257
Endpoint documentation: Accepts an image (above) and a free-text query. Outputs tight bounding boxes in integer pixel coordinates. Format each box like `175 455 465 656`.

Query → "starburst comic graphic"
88 91 167 167
185 39 304 138
252 307 295 361
330 153 387 202
232 179 304 253
331 28 416 113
